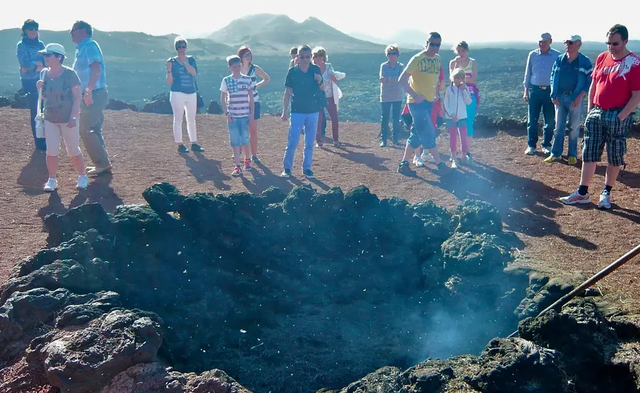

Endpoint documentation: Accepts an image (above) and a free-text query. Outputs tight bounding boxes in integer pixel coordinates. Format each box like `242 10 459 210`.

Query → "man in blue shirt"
523 33 561 155
71 20 112 177
544 35 592 165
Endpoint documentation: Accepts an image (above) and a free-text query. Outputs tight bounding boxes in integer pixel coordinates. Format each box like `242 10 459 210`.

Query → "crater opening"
2 183 639 393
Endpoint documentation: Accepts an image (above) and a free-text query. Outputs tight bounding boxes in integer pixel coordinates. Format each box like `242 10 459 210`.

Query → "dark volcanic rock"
3 183 639 393
207 99 224 115
27 309 163 393
142 182 185 214
105 98 137 111
141 93 172 114
0 96 11 107
10 90 29 109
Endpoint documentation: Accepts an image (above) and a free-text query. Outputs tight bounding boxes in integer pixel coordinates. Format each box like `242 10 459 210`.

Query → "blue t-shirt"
170 56 197 94
72 37 107 91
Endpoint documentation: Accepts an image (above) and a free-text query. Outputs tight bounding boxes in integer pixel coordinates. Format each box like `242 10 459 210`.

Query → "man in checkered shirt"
560 24 640 210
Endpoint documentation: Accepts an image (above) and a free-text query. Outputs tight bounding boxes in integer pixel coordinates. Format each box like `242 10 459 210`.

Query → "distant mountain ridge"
207 14 385 54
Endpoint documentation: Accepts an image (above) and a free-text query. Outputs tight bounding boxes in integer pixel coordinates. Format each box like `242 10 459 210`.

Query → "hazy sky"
1 0 639 43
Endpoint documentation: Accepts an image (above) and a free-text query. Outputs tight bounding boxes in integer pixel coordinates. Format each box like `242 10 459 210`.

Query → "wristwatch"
70 116 78 120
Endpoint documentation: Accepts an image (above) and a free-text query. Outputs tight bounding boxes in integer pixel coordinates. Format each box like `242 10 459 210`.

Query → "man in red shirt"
560 24 640 209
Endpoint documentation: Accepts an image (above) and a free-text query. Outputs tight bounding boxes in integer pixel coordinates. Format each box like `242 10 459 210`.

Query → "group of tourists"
16 19 639 211
522 25 640 210
17 19 111 192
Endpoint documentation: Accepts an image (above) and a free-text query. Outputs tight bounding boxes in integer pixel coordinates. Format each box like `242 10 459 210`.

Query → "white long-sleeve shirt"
443 84 472 120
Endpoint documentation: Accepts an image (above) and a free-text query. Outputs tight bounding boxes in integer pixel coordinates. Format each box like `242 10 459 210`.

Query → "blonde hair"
385 44 400 55
450 67 466 82
312 46 328 61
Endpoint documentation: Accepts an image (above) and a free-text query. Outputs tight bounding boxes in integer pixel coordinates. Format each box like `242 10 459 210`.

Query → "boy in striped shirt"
220 55 255 176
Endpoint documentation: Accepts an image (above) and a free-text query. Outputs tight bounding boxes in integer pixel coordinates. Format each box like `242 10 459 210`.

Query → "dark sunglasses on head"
387 51 399 56
606 41 621 46
428 42 441 47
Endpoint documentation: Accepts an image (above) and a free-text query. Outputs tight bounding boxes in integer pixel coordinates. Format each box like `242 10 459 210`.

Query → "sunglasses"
428 42 441 47
387 51 399 56
565 41 574 45
25 27 37 31
43 53 55 57
176 45 187 49
606 41 621 46
299 55 311 59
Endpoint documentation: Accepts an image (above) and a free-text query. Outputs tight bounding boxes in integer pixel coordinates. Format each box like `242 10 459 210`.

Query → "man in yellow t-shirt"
397 32 447 175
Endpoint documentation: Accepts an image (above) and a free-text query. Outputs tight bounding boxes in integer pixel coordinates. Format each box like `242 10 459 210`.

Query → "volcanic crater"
1 183 640 393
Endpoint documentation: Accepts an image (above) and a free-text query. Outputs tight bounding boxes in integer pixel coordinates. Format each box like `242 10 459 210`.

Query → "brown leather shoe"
86 166 112 177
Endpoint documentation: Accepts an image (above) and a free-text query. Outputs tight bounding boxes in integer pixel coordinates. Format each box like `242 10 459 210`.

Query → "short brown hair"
290 46 298 55
72 20 93 37
457 41 469 51
227 55 241 66
297 45 312 55
385 44 400 55
608 24 629 41
174 37 187 50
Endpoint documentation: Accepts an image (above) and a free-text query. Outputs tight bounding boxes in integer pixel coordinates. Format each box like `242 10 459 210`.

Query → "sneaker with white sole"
598 193 612 210
421 152 436 163
542 146 551 154
525 146 536 155
560 189 590 205
76 174 89 190
414 155 425 167
43 178 58 192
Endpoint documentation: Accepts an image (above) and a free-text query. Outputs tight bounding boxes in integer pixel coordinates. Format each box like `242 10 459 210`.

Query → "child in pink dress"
443 68 472 168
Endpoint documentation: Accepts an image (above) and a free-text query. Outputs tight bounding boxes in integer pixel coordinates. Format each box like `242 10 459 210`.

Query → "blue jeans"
22 78 46 150
527 85 555 149
550 94 583 158
466 94 477 137
407 100 436 149
283 112 319 171
381 101 402 141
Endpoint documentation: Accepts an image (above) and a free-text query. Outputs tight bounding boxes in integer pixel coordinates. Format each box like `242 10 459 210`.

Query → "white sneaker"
560 189 590 205
525 146 536 155
421 152 436 163
451 159 458 169
598 193 612 210
76 174 89 190
542 147 551 154
43 178 58 192
414 155 425 167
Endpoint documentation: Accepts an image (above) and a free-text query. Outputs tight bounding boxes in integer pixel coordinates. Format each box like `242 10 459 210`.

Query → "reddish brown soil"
1 106 639 305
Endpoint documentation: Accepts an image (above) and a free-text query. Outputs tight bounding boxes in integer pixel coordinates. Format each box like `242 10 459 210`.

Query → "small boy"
220 55 255 176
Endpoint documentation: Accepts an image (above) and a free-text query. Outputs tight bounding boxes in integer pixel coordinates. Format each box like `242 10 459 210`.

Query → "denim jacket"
550 52 593 102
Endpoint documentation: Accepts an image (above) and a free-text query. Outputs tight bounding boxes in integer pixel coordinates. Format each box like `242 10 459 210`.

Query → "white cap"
38 43 66 56
565 35 582 42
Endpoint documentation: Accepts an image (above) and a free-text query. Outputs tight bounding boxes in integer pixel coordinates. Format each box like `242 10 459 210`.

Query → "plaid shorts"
582 107 633 166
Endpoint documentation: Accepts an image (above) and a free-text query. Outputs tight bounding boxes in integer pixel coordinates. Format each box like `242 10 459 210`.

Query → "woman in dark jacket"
17 19 46 150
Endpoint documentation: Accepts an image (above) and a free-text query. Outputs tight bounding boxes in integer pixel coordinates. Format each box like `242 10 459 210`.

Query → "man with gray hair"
70 20 112 177
544 34 592 165
523 32 561 155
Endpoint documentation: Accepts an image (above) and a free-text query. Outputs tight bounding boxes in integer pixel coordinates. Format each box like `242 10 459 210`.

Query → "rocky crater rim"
1 183 639 393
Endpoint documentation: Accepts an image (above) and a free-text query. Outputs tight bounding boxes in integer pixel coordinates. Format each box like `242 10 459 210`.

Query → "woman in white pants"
166 37 202 153
36 43 88 192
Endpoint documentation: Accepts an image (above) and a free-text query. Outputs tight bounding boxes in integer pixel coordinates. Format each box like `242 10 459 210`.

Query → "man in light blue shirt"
71 20 112 176
523 33 561 155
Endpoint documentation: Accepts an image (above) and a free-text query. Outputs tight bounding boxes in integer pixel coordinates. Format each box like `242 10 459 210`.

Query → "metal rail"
507 243 640 338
